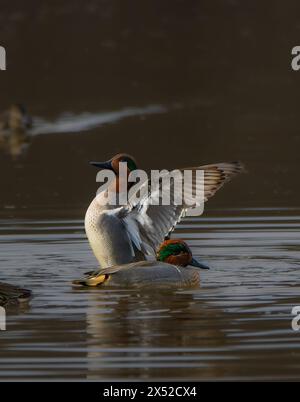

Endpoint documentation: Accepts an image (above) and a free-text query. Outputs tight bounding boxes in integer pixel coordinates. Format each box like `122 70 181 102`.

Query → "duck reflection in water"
0 104 32 159
83 288 226 380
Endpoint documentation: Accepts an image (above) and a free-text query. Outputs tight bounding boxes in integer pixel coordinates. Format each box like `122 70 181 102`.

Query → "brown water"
0 209 300 380
1 0 300 381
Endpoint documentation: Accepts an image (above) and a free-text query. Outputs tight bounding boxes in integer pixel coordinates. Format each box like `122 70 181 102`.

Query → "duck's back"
102 261 201 288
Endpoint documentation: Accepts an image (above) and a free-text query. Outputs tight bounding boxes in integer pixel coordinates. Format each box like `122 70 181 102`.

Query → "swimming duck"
0 282 31 307
0 104 32 158
73 239 209 288
85 153 244 269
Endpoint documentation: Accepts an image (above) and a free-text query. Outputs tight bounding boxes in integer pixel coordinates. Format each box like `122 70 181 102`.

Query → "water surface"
1 208 299 380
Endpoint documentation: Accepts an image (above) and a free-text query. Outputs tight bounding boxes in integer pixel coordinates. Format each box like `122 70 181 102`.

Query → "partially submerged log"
0 282 31 307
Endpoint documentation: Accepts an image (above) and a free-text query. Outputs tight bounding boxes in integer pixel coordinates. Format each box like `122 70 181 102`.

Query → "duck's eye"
167 244 188 256
173 249 183 255
157 241 190 262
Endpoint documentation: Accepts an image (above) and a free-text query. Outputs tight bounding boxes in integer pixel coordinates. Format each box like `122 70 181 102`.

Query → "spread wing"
120 161 244 256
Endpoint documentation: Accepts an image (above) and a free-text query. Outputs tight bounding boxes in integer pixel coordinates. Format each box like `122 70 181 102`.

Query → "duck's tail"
72 265 127 287
72 273 109 287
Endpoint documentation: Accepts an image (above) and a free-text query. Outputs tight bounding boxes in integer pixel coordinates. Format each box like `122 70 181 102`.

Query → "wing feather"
120 161 244 256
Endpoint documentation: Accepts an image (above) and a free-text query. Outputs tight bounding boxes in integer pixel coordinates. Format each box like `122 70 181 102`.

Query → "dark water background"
0 0 300 380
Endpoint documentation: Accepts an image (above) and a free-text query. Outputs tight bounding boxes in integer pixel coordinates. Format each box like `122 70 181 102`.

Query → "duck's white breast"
85 197 135 268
